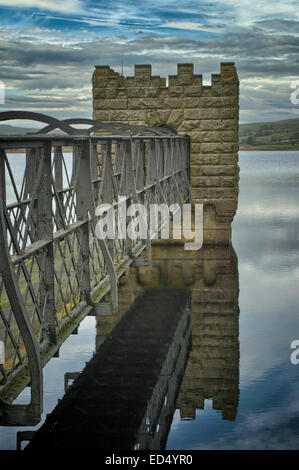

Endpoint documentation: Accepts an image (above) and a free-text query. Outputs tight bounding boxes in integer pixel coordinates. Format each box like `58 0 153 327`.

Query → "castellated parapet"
92 63 239 243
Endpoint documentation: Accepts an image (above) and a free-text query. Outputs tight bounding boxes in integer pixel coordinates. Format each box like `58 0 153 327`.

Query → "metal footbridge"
0 111 191 425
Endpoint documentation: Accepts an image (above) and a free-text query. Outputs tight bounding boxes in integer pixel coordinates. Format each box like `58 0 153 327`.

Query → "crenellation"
168 75 178 86
211 73 221 83
193 74 203 86
178 74 193 85
92 76 109 87
177 63 194 75
107 76 120 86
123 77 135 87
134 64 152 77
149 76 161 86
94 65 111 76
177 64 194 84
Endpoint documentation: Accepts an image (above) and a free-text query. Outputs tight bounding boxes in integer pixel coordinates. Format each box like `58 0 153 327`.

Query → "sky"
0 0 298 125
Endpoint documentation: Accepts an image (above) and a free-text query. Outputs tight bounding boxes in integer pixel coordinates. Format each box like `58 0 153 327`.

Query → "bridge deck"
26 288 191 450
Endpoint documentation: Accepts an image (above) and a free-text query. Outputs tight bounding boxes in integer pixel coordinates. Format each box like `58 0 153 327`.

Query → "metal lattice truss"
0 111 191 424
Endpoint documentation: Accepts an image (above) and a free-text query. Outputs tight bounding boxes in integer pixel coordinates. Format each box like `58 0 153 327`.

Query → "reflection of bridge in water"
25 288 192 450
20 243 239 450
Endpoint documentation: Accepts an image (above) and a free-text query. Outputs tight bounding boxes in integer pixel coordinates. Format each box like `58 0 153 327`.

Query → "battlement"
93 63 238 99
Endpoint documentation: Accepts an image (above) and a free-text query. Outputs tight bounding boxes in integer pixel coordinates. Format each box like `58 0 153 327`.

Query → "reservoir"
0 150 299 450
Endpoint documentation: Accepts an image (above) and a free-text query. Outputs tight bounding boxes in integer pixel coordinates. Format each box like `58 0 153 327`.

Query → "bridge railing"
0 112 191 423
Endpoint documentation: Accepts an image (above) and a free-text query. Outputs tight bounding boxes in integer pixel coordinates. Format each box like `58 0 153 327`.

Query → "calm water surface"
167 150 299 449
0 150 299 450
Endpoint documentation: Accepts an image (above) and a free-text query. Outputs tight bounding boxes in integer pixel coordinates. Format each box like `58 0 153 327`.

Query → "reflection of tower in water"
99 244 240 422
176 246 239 421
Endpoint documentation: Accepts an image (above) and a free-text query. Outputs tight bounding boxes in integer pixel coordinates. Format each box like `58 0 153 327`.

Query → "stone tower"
92 63 239 244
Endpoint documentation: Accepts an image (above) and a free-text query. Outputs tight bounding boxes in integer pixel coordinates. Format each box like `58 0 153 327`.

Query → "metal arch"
0 111 178 137
0 111 77 135
32 118 93 135
0 114 177 137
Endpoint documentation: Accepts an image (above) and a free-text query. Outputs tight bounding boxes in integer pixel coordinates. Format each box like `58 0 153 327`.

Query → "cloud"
160 21 223 33
212 0 299 25
0 2 299 123
256 19 299 35
0 0 82 14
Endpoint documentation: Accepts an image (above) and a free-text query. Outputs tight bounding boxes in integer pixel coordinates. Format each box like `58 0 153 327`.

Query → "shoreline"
239 146 299 151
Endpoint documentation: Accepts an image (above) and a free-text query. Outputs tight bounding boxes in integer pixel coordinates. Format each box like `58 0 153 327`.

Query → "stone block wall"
92 63 239 243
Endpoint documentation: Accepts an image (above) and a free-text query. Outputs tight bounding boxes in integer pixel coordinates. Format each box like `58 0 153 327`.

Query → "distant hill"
239 118 299 150
1 119 299 150
0 124 37 135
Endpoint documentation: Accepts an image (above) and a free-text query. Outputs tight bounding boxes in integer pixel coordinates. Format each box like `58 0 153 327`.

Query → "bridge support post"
76 138 118 310
38 142 56 346
75 139 93 302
